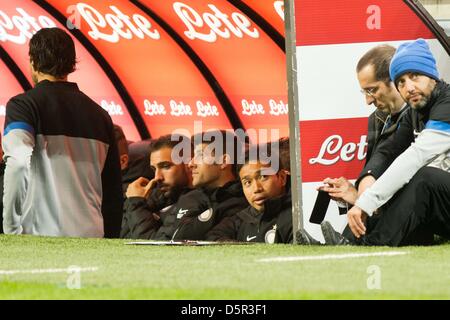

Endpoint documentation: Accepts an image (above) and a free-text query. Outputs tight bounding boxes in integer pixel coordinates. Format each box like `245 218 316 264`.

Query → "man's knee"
410 167 450 189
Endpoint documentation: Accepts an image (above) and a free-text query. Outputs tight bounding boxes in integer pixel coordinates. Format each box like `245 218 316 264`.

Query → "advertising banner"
240 0 285 36
45 0 233 138
140 0 288 140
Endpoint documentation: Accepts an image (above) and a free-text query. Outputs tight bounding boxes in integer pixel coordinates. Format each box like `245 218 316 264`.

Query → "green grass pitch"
0 235 449 299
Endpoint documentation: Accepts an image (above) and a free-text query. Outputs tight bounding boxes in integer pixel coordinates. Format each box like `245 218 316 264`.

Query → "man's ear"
220 154 232 170
278 169 287 187
120 154 129 170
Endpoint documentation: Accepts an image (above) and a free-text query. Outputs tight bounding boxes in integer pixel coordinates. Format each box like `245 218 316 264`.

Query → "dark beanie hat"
389 38 439 83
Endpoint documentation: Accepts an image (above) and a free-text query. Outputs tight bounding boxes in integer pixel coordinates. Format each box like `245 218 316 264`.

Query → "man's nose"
188 158 195 169
365 94 375 106
404 79 416 92
154 169 163 181
252 180 263 193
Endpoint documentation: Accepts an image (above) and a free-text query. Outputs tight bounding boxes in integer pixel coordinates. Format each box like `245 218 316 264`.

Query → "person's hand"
358 175 376 196
126 177 157 198
347 205 367 238
319 177 358 205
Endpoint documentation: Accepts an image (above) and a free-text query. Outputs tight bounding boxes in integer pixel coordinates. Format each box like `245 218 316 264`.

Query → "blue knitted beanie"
389 38 439 83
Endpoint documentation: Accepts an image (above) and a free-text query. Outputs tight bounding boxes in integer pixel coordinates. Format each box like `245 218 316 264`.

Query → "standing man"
325 39 450 246
2 28 123 238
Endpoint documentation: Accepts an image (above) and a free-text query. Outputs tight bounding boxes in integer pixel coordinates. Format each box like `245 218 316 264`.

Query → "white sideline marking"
257 251 408 263
0 267 98 275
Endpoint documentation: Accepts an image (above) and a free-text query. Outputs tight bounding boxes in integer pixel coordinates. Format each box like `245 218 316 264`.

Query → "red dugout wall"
0 0 287 141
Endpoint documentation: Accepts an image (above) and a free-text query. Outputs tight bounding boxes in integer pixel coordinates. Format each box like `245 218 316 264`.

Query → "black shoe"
295 228 321 245
321 221 351 245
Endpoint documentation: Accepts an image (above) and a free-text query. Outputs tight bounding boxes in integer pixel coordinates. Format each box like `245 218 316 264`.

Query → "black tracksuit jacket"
120 187 191 239
172 181 249 240
206 192 293 244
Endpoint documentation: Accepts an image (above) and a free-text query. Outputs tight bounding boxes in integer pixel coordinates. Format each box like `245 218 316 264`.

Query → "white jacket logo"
309 135 368 165
198 208 213 222
177 208 188 219
265 225 277 244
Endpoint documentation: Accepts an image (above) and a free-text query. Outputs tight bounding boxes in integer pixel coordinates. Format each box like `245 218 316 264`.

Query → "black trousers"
359 167 450 246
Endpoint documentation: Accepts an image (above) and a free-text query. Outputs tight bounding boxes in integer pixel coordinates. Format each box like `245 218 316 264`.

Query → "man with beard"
2 28 122 238
321 38 450 246
120 134 192 239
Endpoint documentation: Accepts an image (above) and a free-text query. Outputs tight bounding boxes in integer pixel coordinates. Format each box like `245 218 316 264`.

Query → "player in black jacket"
120 134 192 239
172 180 248 240
171 130 249 240
206 143 292 243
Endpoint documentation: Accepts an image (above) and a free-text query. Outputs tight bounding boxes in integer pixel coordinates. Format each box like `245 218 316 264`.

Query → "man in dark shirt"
171 130 249 240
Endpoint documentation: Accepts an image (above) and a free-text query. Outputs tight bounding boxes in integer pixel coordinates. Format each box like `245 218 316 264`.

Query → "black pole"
227 0 285 52
0 45 33 91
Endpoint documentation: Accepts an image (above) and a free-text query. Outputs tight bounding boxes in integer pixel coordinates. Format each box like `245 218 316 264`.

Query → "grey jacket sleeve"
355 129 450 215
2 129 35 234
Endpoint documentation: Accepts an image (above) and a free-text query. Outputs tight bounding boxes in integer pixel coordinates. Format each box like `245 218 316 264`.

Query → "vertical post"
284 0 303 242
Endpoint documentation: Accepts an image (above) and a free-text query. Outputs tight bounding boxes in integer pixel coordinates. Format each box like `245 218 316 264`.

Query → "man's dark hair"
356 45 396 84
278 137 290 173
191 130 246 175
113 124 128 157
29 28 76 78
236 142 280 176
149 134 191 157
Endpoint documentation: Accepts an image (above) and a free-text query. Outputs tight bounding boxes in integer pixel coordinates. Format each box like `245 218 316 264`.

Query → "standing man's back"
2 28 123 238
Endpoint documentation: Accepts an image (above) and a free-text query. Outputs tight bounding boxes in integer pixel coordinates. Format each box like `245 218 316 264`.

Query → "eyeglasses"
360 87 378 98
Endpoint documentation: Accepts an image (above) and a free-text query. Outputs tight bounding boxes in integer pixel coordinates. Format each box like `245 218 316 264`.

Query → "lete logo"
0 8 56 44
274 1 284 21
67 3 160 43
101 100 124 116
173 2 259 42
309 135 367 165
